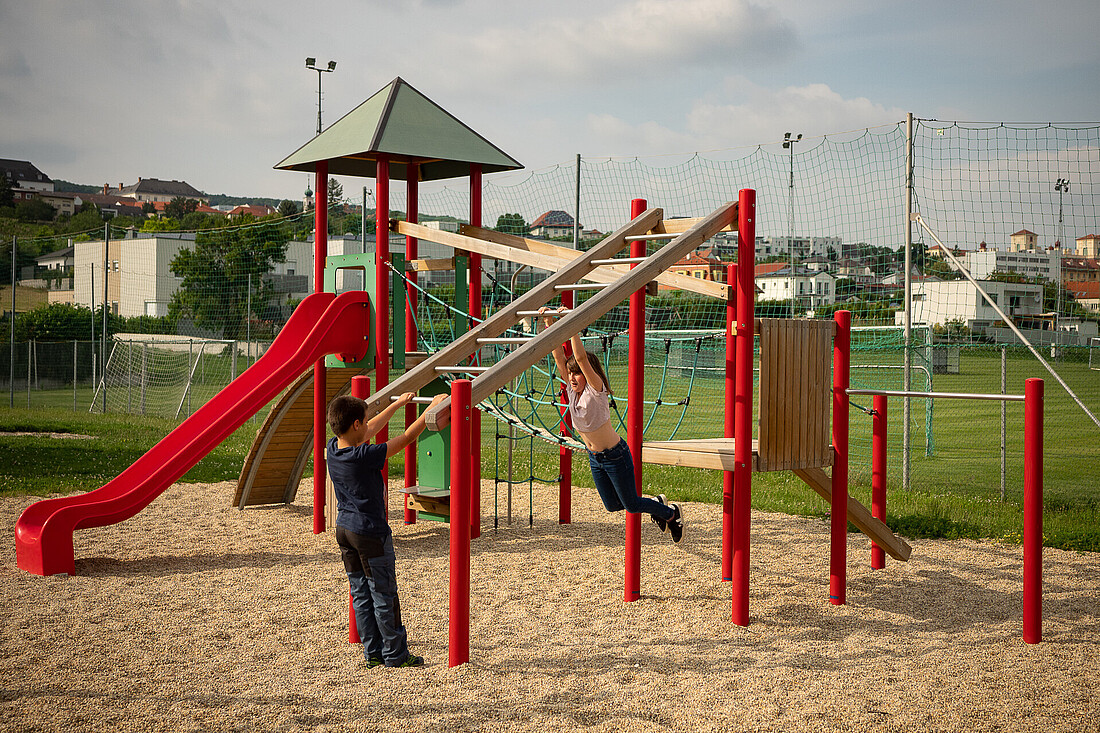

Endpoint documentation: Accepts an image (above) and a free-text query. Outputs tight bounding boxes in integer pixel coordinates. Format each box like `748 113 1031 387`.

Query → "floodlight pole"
783 132 801 319
1054 178 1069 342
305 58 337 135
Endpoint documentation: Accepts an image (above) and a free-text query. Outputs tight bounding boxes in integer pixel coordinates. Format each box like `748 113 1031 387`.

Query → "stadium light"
305 58 337 135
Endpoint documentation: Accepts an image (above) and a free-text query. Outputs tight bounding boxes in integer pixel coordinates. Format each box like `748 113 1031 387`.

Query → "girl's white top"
565 384 611 433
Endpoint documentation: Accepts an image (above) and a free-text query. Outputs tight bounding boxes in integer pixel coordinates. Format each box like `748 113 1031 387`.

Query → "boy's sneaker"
668 503 684 544
393 654 424 668
650 494 669 532
366 655 384 669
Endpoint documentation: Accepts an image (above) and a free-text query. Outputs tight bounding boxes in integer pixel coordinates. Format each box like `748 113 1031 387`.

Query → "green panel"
454 254 468 335
391 253 405 370
324 253 375 369
416 377 451 491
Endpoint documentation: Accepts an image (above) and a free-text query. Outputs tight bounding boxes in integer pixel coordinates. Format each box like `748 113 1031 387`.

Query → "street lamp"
783 132 802 318
1054 177 1069 339
305 57 337 135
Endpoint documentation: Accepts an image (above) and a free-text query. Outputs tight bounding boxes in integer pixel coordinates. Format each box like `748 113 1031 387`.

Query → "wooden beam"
655 215 737 235
793 466 912 561
395 221 566 274
461 225 730 300
407 257 455 272
422 202 738 430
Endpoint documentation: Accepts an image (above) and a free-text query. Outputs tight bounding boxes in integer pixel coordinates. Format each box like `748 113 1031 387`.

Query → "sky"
2 0 1099 203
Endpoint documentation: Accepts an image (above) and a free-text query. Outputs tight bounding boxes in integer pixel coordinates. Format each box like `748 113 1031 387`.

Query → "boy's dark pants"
336 527 412 666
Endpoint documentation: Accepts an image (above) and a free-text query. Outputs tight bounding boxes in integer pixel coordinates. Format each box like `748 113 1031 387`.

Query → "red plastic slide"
15 290 371 576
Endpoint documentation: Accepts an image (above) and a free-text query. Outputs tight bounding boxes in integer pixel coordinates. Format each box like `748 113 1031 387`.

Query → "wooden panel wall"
756 319 833 472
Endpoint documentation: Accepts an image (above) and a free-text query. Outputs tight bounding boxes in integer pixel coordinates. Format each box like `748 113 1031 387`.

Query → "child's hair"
327 395 366 436
565 351 613 395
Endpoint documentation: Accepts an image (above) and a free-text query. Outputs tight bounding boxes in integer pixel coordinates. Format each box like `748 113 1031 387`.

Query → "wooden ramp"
234 365 368 508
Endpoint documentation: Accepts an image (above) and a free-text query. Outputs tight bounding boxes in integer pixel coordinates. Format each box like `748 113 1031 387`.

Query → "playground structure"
12 78 1047 664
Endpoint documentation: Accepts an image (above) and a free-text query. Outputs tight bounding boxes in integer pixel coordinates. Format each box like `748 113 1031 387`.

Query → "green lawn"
3 345 1098 552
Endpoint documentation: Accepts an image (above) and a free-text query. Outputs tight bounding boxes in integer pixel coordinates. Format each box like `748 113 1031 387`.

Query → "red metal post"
448 379 472 666
830 309 851 605
871 394 887 570
559 288 574 524
732 189 755 626
625 198 646 602
722 263 737 582
375 157 391 515
313 161 329 535
347 375 371 643
404 168 419 524
469 165 483 540
1023 377 1044 644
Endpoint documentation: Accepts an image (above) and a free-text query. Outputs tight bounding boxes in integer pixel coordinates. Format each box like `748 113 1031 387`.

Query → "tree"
327 178 344 209
277 199 300 217
164 196 199 219
495 213 528 236
168 221 290 340
0 173 13 207
15 197 56 222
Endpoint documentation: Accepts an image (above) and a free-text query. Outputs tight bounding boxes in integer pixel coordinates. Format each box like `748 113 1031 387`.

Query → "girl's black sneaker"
668 504 684 544
651 494 669 532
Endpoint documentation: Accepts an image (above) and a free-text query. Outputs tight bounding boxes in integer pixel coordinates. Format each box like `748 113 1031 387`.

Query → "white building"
755 235 842 260
71 233 195 317
958 248 1060 282
896 279 1044 330
755 264 836 308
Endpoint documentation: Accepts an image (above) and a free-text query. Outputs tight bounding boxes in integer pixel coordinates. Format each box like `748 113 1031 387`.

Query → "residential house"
116 178 209 205
529 210 576 239
897 279 1044 331
1077 234 1100 258
1068 281 1100 313
957 247 1060 282
661 249 726 291
754 263 836 309
1010 229 1039 252
1063 257 1099 284
229 204 276 218
0 159 53 192
82 188 148 218
71 233 196 317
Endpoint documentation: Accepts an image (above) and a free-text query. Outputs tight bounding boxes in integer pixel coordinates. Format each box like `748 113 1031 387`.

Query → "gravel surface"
2 479 1098 732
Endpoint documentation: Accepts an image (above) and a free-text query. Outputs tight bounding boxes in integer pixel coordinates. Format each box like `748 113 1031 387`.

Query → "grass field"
3 345 1098 552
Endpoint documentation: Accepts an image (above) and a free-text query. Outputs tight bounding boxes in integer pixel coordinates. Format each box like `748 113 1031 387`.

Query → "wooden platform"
641 438 907 561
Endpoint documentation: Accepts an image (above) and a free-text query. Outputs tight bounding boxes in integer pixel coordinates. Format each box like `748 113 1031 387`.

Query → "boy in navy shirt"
326 391 445 668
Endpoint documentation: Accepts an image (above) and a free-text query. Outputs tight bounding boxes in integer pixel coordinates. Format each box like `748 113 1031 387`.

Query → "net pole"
102 224 108 415
9 236 14 409
903 112 913 492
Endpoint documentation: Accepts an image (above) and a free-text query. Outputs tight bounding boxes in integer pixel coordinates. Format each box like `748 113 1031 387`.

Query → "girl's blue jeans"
587 438 675 521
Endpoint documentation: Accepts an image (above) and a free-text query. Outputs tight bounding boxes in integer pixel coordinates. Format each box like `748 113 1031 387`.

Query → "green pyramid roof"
274 77 523 181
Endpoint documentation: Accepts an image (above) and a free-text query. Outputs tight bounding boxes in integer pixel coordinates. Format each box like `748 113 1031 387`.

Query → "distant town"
3 157 1098 346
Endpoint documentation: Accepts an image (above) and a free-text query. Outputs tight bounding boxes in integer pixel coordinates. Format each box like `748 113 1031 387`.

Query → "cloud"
582 80 906 156
451 0 797 90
